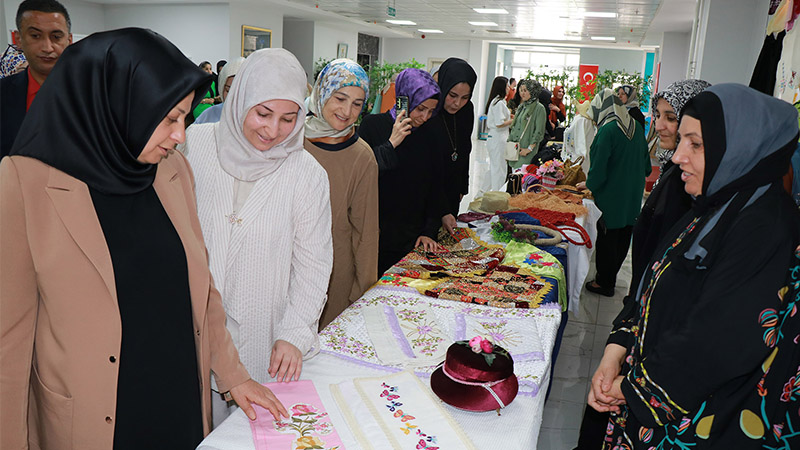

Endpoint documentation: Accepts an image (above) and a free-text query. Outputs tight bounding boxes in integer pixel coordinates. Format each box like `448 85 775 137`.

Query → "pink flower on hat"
480 339 494 353
469 336 483 353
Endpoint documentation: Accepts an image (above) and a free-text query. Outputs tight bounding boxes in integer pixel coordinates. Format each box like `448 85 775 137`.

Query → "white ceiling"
285 0 697 46
90 0 698 46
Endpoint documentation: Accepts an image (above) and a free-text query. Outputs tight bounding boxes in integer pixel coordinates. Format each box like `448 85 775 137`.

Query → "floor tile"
558 322 595 357
537 426 580 450
569 291 599 325
548 370 592 404
540 399 586 429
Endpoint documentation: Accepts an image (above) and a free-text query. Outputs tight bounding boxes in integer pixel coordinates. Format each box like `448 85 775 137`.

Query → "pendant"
451 151 458 162
226 212 243 226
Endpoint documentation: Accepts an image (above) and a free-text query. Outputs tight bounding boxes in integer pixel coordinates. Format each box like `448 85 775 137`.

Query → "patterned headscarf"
389 68 440 121
305 58 370 139
517 79 542 107
617 85 639 109
649 79 712 166
590 88 636 140
0 44 27 79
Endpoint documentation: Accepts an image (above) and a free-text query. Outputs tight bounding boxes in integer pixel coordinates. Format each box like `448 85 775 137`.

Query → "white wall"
105 4 229 65
658 31 690 89
579 47 646 74
696 0 769 85
283 19 315 83
313 22 357 63
381 37 471 68
3 0 105 44
229 1 284 61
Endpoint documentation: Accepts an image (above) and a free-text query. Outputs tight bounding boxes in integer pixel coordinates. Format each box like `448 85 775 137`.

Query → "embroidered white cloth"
331 371 476 450
318 286 560 395
452 313 544 362
362 303 448 367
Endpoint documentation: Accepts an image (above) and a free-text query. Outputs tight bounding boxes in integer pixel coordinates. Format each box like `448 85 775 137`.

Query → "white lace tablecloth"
198 286 562 450
466 199 600 314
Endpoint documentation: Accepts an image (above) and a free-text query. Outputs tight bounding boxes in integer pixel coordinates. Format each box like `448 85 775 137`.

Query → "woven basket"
559 157 586 186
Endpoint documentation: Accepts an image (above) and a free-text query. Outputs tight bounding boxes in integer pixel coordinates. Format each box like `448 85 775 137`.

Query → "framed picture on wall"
337 43 348 59
242 26 271 57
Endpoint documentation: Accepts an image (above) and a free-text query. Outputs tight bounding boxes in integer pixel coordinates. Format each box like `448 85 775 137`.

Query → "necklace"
442 115 458 161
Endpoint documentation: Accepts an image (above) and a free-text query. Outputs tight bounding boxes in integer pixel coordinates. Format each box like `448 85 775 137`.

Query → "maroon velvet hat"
430 340 518 411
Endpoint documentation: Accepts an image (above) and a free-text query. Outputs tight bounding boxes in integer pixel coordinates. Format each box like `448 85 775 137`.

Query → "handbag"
504 141 519 161
558 157 586 186
505 112 533 162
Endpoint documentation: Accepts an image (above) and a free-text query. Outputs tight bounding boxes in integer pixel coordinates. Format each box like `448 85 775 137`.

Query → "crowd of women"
1 26 799 450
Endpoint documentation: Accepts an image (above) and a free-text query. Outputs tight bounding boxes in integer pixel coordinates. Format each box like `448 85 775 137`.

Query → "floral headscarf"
649 79 712 166
517 79 542 107
389 68 440 122
305 58 370 139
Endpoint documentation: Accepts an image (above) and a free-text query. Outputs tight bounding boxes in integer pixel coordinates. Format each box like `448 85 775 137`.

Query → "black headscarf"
435 58 477 212
10 28 211 194
677 83 798 266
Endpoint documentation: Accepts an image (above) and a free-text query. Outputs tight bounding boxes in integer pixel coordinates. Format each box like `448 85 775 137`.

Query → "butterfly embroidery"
380 390 400 401
400 423 418 435
393 410 415 422
381 383 398 392
385 401 403 412
416 439 439 450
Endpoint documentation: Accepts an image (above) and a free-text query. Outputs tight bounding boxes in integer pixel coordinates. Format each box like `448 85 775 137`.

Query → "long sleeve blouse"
185 123 333 383
507 101 546 169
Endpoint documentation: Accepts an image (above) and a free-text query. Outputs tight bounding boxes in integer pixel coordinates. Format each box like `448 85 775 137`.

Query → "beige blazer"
0 153 250 449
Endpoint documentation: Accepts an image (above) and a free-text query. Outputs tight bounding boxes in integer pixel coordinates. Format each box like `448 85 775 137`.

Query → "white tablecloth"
466 199 600 314
198 288 563 450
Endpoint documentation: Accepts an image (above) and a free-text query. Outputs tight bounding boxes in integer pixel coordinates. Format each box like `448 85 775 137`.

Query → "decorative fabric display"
510 207 592 248
452 315 545 363
385 228 505 279
502 241 567 311
249 380 344 450
423 266 555 309
507 189 588 217
362 303 449 367
430 339 519 411
375 272 448 293
331 371 477 450
455 211 492 223
319 287 561 396
0 44 26 78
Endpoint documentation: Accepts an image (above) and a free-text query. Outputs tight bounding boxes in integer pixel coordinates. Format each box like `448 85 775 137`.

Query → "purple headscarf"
389 68 440 120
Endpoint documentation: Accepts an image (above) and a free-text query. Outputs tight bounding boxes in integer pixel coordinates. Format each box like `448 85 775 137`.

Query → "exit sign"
387 6 396 16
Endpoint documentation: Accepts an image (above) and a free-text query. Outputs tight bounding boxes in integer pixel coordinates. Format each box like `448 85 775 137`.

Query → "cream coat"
0 153 250 449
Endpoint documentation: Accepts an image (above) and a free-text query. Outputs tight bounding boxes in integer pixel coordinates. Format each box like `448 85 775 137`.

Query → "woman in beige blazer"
0 28 286 449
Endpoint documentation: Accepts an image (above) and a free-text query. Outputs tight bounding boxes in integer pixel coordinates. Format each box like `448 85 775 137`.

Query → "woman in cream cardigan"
0 28 286 449
183 48 333 425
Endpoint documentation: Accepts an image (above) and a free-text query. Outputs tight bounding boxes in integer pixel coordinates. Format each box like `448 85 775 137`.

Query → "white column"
658 31 691 88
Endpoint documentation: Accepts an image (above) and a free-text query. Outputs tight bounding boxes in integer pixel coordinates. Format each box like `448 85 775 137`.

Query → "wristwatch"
222 391 233 402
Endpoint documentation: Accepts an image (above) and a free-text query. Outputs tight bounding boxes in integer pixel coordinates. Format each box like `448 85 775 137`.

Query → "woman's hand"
442 214 457 236
520 147 533 157
549 104 559 112
268 340 303 382
415 236 442 252
229 379 289 421
588 344 627 413
389 110 413 148
575 181 587 190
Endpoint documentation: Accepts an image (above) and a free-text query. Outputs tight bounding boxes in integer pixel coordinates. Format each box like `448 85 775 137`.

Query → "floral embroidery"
272 402 340 450
471 319 522 349
379 382 440 450
396 308 446 357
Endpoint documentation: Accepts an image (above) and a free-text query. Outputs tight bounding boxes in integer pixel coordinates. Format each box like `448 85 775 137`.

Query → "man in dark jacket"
1 0 72 157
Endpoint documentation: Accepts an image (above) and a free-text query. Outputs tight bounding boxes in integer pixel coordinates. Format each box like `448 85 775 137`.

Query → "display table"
198 287 562 449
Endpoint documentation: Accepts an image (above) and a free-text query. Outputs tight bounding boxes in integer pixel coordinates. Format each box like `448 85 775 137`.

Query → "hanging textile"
750 31 786 95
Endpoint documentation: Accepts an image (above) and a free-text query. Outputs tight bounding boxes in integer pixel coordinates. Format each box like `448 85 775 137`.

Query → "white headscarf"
217 56 245 99
217 48 307 181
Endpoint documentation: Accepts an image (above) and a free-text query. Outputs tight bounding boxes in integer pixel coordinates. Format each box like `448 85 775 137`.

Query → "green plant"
524 67 652 124
313 57 334 82
365 58 425 113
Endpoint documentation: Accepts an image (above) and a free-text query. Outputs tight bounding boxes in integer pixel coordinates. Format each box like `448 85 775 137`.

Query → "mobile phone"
396 96 409 113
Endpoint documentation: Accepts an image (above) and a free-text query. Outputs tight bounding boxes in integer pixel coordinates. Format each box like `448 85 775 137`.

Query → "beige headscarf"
217 48 307 181
590 88 635 140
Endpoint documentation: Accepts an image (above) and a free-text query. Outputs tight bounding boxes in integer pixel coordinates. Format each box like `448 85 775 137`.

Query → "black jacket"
0 69 28 158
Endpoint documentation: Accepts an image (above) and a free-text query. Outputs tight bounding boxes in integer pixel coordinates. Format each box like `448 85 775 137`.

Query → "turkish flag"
578 64 599 100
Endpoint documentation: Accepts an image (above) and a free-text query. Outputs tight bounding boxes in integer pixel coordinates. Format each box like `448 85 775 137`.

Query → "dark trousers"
594 219 633 289
574 405 610 450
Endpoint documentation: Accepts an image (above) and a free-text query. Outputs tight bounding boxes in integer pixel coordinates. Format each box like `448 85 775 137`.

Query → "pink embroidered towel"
249 379 344 450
